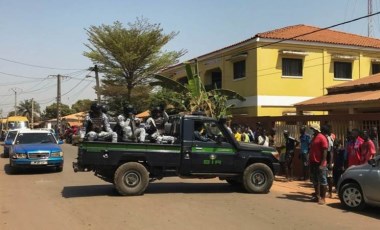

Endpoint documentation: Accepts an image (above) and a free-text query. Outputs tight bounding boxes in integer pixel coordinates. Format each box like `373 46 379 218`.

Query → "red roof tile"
257 24 380 49
164 24 380 72
328 73 380 89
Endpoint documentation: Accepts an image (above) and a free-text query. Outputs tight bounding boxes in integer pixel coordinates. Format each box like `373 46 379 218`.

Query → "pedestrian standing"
283 130 299 181
299 126 311 181
369 127 379 155
309 124 328 205
321 125 334 198
347 129 363 168
360 130 376 164
333 139 345 188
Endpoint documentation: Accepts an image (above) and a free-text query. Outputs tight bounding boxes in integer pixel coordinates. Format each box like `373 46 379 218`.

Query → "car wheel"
114 162 149 196
339 183 366 211
243 163 274 193
56 165 63 172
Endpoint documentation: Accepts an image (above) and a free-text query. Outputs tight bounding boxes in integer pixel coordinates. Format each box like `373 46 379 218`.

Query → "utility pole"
368 0 374 37
31 98 34 129
87 65 101 103
94 65 101 103
57 74 62 134
10 88 21 116
49 74 68 135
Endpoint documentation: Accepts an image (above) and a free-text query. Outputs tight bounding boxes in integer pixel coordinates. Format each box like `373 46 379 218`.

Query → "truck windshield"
16 133 56 144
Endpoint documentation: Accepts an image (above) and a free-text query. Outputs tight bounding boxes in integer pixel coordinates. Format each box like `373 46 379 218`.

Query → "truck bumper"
10 158 63 168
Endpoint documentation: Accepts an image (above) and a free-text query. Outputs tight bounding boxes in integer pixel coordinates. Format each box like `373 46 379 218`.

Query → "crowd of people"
230 121 378 205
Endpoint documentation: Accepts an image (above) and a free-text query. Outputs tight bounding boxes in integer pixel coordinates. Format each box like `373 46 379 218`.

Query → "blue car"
8 129 64 173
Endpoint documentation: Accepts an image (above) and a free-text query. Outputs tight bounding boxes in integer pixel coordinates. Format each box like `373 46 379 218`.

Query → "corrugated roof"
295 90 380 106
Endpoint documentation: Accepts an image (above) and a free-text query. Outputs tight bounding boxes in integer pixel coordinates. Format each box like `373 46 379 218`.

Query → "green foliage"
71 99 93 113
42 103 73 120
16 99 41 122
83 18 185 101
150 61 246 118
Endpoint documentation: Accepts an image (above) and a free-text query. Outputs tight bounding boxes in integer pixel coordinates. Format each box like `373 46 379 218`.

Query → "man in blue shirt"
299 126 311 180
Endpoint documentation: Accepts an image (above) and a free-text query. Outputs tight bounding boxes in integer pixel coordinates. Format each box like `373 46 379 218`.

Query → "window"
372 63 380 75
282 58 303 77
334 62 352 79
233 60 245 79
177 76 188 85
211 72 222 89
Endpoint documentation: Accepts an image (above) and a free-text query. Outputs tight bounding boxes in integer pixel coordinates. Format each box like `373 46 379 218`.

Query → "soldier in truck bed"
84 102 117 142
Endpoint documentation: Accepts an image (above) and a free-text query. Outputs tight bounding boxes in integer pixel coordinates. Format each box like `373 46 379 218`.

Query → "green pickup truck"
73 115 280 196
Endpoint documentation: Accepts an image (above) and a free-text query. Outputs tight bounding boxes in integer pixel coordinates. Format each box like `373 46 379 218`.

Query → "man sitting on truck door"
120 105 146 142
84 102 117 142
145 107 176 144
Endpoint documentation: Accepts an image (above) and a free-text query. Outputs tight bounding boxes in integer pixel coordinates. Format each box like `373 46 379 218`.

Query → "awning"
136 110 150 118
295 90 380 110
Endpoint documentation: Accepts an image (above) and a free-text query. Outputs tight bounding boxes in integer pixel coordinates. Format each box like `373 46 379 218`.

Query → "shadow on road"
276 191 313 203
327 202 380 220
3 164 58 175
145 182 245 194
62 185 118 198
62 182 246 198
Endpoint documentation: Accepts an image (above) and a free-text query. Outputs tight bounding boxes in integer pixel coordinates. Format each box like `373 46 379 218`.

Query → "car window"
16 133 56 144
6 131 17 141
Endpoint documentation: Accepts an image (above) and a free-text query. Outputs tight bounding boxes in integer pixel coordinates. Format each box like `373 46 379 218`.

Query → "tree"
83 18 185 102
71 99 93 113
16 99 41 122
150 61 246 118
42 103 73 120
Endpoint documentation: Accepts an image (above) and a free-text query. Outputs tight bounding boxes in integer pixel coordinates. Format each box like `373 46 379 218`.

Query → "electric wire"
0 57 86 71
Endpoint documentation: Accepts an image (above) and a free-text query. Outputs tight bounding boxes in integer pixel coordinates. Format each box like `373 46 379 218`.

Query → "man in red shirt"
309 123 328 205
347 129 364 167
361 130 376 164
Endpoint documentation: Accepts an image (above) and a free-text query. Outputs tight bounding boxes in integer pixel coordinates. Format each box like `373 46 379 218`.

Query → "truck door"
182 119 236 173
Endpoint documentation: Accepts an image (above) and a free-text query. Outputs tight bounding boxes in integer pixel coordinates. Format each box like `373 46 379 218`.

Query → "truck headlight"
51 151 63 157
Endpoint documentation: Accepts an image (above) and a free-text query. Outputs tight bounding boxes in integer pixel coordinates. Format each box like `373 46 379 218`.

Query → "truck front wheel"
114 162 149 196
243 163 273 194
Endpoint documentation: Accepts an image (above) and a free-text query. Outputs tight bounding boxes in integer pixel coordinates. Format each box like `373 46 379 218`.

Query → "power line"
0 71 46 80
257 11 380 50
0 57 86 71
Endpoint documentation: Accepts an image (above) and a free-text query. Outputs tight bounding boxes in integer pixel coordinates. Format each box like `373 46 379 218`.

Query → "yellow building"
161 24 380 116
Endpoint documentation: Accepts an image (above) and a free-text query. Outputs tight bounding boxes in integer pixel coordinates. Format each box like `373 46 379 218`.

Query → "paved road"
1 143 379 230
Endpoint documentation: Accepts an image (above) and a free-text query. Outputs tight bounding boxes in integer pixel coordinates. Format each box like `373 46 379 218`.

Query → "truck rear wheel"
114 162 149 196
243 163 273 194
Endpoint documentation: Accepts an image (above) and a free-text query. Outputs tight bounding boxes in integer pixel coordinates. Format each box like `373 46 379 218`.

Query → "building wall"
162 41 380 117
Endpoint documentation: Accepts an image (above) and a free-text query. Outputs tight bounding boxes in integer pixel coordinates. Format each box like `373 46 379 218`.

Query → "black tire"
243 163 274 193
114 162 149 196
339 183 366 211
56 165 63 172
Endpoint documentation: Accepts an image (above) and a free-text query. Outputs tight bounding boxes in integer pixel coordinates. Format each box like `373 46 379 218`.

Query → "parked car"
337 155 380 211
8 129 64 173
2 130 20 158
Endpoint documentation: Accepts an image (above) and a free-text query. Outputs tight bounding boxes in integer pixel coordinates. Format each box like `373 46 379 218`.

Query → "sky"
0 0 377 116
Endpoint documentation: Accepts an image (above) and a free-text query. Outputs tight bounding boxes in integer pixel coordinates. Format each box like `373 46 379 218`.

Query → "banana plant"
150 60 246 118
